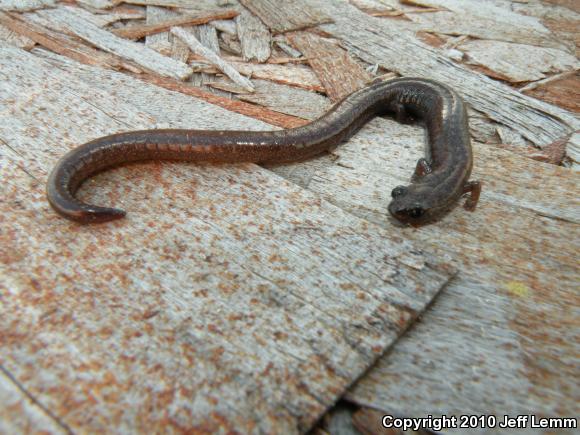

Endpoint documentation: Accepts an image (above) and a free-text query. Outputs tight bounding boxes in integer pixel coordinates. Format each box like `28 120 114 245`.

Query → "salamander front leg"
414 158 432 177
463 180 482 211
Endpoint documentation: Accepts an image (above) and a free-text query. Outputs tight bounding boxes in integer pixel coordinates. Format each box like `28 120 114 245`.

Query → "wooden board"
0 21 33 48
0 368 68 434
236 8 271 62
31 5 193 80
266 112 580 429
522 71 580 113
171 26 254 91
239 0 333 33
0 45 454 433
0 0 54 11
113 8 239 40
458 39 579 83
404 0 566 50
2 0 579 432
316 1 579 148
287 31 371 102
237 79 330 119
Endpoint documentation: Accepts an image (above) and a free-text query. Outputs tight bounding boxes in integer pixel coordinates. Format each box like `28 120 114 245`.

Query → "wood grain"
0 368 68 434
0 11 144 73
0 0 54 12
0 21 33 48
267 106 580 429
171 26 254 92
287 31 371 102
0 45 454 433
239 0 333 33
316 1 579 148
237 79 330 119
32 5 193 80
113 9 239 40
404 0 566 50
459 39 578 83
236 8 271 62
522 71 580 113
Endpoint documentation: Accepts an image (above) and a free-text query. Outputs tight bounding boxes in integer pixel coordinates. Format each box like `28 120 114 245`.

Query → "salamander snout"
388 185 432 225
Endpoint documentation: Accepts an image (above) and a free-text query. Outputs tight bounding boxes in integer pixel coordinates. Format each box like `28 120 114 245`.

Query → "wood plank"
236 8 271 62
403 0 567 50
219 30 242 55
458 39 579 83
171 26 254 92
211 18 237 35
542 0 580 13
273 34 303 58
112 8 239 40
143 74 309 128
522 71 580 113
144 5 177 55
29 4 139 29
0 22 34 48
565 131 580 168
0 368 68 434
237 79 330 119
239 0 333 33
121 0 222 7
0 45 454 433
0 0 54 12
229 60 324 92
0 11 145 73
35 46 307 129
316 1 579 148
188 23 229 95
264 100 579 427
32 5 193 80
287 31 371 102
76 0 115 9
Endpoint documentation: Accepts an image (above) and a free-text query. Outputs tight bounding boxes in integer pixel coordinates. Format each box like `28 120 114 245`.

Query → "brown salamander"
46 78 481 225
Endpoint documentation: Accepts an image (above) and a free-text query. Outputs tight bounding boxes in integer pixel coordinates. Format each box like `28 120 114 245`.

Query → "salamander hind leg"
463 180 482 211
392 103 414 124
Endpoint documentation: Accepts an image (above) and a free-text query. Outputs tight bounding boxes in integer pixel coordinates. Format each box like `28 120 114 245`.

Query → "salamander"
46 77 481 225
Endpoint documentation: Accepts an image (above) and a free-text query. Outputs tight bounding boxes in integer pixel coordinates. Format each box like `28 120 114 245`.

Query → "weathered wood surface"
239 0 333 33
144 5 179 56
229 60 323 92
1 0 579 432
0 11 146 73
0 0 54 11
0 21 33 48
315 1 579 149
458 39 579 83
138 72 307 128
113 8 239 40
31 6 193 80
522 71 580 114
287 32 371 102
0 368 67 434
269 114 579 432
171 26 254 91
0 45 454 433
236 8 271 62
238 79 330 119
404 0 567 50
122 0 223 7
266 99 579 431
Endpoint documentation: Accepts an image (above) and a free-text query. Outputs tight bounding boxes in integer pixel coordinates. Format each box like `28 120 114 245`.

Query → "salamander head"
388 185 437 225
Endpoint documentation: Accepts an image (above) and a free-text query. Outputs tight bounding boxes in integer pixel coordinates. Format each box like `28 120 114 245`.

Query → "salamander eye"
407 207 424 219
391 185 408 198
